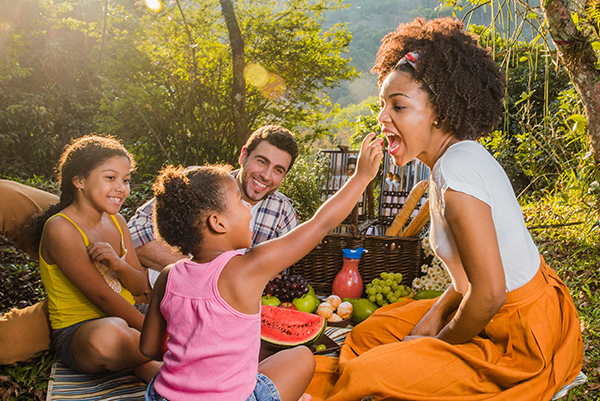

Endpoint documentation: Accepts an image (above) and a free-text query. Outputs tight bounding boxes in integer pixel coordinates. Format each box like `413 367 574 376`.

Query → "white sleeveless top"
429 140 540 294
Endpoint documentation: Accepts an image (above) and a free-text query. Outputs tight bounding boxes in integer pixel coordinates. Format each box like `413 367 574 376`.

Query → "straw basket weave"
290 233 422 296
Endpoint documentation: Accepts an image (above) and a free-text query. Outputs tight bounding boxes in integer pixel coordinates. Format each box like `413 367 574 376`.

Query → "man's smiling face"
237 140 292 205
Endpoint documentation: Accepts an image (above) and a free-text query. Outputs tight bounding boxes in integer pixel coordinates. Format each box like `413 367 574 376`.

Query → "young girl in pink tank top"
139 133 383 401
29 135 161 383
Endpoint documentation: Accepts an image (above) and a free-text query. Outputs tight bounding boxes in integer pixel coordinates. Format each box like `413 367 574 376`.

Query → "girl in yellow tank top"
30 135 160 383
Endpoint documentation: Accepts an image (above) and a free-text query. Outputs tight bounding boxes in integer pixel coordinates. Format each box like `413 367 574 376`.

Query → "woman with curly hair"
307 17 582 400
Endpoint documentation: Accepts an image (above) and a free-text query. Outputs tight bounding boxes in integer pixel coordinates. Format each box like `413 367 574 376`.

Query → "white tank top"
429 140 540 294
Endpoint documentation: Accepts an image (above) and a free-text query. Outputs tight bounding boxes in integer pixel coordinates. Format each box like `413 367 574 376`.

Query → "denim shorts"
246 373 281 401
52 319 94 373
145 376 168 401
145 373 281 401
52 305 147 374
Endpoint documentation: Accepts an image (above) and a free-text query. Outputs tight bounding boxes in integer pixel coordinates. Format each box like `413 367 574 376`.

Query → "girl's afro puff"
153 164 233 255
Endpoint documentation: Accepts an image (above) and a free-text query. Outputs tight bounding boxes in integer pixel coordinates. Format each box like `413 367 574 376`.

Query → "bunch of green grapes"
365 272 411 307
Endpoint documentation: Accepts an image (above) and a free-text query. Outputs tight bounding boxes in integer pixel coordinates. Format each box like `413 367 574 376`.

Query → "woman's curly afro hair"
372 17 505 140
153 164 233 255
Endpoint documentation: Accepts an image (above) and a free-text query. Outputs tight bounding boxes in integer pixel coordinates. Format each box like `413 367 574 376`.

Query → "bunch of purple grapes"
263 274 309 302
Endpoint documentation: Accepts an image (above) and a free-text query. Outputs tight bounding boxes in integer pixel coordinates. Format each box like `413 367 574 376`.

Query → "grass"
1 189 599 400
0 242 56 401
0 350 56 401
522 197 600 399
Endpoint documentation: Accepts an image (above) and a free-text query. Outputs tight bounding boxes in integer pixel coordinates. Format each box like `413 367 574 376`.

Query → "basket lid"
342 247 366 259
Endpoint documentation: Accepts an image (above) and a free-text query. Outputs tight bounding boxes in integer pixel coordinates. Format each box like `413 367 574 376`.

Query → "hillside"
322 0 491 106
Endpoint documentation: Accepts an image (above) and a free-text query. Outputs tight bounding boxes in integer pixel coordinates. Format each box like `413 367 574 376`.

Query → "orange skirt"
307 258 582 401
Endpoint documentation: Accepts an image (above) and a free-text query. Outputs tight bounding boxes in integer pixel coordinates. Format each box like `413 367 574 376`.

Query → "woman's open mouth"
385 133 402 156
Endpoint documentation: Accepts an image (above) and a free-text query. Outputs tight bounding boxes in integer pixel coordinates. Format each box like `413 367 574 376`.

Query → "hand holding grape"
355 133 384 182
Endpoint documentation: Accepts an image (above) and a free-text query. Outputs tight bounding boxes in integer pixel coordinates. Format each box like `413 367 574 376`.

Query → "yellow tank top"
39 213 135 329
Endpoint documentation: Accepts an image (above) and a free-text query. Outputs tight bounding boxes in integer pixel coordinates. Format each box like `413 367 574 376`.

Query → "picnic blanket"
46 326 585 401
46 362 146 401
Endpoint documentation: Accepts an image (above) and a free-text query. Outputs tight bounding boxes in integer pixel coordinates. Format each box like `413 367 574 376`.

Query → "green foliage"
350 100 381 149
521 198 600 399
0 0 100 179
314 95 377 149
0 0 357 178
278 152 329 222
0 350 56 400
481 86 592 198
93 0 357 173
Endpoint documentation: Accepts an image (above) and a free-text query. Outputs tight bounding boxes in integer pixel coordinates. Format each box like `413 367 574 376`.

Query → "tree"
92 0 358 172
0 0 357 177
542 0 600 166
0 0 102 177
452 0 600 195
220 0 248 148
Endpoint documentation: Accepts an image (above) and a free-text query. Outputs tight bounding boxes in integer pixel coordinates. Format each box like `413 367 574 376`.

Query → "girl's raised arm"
222 133 383 313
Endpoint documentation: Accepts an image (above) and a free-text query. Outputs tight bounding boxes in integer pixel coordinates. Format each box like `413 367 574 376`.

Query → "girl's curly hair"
153 164 233 255
372 17 505 140
28 135 135 249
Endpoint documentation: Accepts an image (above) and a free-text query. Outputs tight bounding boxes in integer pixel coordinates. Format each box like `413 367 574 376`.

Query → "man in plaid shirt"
128 125 299 286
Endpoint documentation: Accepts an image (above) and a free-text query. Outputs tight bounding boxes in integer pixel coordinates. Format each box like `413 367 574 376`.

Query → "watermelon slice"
261 305 326 348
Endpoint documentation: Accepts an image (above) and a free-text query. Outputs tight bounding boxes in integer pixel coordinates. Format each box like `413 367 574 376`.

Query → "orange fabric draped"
307 258 582 401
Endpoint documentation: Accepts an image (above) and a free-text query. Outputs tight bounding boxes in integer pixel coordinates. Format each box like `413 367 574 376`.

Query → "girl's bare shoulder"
112 212 127 226
42 213 80 238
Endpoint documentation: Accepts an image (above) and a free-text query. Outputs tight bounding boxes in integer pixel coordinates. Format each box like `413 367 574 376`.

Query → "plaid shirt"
127 198 156 249
250 190 298 246
127 184 298 250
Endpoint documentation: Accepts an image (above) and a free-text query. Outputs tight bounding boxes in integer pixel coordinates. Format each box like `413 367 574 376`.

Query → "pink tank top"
154 251 260 401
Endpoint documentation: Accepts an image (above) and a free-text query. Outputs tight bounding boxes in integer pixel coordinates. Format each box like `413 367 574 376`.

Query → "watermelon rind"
261 305 326 348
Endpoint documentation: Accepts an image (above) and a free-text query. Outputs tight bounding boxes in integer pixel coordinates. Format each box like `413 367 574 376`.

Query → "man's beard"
240 173 277 203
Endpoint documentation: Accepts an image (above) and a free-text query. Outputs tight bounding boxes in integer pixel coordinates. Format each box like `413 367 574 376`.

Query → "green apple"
342 298 379 324
292 293 317 313
261 295 281 307
306 284 320 307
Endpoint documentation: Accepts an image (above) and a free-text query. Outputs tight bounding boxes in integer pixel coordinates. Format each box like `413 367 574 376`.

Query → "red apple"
279 302 297 310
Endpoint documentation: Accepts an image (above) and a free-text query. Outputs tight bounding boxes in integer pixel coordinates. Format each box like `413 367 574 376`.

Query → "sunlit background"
145 0 162 11
245 63 286 100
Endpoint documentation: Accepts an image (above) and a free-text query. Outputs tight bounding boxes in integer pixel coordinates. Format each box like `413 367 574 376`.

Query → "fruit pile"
365 272 412 307
261 275 319 313
315 295 353 323
263 274 309 303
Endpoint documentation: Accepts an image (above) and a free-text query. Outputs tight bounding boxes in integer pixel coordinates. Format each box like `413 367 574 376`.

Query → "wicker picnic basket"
290 233 422 296
289 152 427 296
